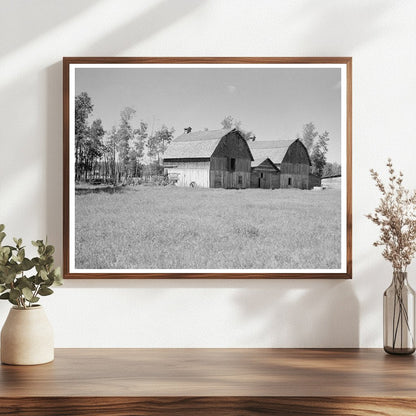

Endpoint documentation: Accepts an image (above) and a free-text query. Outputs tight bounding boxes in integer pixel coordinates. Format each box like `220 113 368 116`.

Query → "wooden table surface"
1 348 416 415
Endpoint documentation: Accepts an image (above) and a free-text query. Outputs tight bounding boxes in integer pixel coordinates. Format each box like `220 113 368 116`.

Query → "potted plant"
367 159 416 354
0 224 62 365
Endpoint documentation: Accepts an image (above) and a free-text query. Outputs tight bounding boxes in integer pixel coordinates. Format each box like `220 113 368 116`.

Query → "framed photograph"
63 57 352 279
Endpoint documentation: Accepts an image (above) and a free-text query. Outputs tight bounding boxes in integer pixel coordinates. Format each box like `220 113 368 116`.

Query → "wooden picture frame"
63 57 352 279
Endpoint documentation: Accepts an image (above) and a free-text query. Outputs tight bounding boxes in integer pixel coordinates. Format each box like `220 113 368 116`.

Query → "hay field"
75 187 341 270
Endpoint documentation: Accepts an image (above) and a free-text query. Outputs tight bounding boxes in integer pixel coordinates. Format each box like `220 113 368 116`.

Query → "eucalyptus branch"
0 225 62 309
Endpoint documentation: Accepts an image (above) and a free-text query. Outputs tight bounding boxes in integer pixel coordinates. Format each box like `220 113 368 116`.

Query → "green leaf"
34 274 43 285
0 224 5 232
17 276 35 290
0 246 10 255
42 275 54 287
52 267 63 285
0 291 17 306
32 240 43 247
8 297 18 306
38 287 53 296
10 266 20 276
39 269 48 281
9 288 21 301
43 256 54 266
45 245 55 256
0 232 6 244
2 271 16 284
13 237 22 248
20 258 33 271
17 248 25 262
22 287 34 301
0 285 6 293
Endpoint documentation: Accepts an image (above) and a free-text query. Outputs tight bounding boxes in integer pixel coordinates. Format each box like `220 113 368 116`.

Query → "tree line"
75 93 340 186
298 122 341 178
75 92 174 184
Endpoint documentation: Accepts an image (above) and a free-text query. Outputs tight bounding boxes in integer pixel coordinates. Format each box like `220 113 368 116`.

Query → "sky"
75 66 342 163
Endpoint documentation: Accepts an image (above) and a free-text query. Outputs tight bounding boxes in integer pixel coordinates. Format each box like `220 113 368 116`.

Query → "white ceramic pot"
1 305 54 365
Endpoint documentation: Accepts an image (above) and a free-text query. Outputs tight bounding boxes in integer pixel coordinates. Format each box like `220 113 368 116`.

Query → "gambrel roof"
249 140 294 165
252 157 280 171
249 139 311 166
163 129 232 159
163 128 253 160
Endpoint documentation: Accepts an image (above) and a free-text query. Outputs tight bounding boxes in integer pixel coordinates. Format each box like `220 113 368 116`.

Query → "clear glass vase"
383 271 415 355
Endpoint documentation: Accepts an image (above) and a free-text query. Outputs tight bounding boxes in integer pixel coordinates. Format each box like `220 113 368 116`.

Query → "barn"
249 139 318 189
321 174 341 189
250 158 280 189
163 128 253 188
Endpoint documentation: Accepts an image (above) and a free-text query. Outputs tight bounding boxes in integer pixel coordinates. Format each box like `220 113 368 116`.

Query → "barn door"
225 172 232 189
259 173 266 189
214 172 222 188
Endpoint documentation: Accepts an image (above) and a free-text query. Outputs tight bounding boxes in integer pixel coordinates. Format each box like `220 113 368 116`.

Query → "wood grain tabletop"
1 348 415 415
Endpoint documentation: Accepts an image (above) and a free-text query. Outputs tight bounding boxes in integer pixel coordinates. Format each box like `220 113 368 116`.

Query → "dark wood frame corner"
63 57 352 280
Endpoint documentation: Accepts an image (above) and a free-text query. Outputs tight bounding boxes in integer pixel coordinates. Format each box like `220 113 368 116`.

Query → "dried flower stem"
366 159 416 272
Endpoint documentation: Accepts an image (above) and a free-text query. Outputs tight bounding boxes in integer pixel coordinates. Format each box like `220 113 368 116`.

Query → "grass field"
75 186 342 270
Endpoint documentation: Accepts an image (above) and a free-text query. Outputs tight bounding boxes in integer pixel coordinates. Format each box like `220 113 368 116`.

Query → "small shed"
163 128 253 189
250 158 280 189
249 139 315 189
321 174 341 189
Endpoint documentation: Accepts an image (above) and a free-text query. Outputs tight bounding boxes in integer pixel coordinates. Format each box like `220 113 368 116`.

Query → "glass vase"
383 271 415 355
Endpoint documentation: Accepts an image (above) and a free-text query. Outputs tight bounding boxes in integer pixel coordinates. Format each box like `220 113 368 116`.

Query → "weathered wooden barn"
163 128 253 188
249 139 318 189
250 158 280 189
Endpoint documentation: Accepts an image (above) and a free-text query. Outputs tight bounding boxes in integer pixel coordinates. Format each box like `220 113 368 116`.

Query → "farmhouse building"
163 128 253 188
249 139 319 190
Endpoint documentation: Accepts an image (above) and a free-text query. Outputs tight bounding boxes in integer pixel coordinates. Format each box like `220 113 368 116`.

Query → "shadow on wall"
46 62 64 265
56 277 359 348
82 0 205 55
0 0 101 57
233 279 359 347
354 245 394 347
45 0 205 265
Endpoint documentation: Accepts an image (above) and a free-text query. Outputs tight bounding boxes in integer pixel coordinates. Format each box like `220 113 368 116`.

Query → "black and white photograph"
64 58 351 278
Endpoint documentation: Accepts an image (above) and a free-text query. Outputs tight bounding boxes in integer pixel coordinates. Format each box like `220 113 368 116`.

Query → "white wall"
0 0 415 347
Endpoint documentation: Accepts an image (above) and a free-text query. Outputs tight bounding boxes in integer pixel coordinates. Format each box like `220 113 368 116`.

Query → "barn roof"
163 128 232 159
173 129 233 143
252 157 280 171
163 128 254 160
322 174 341 179
249 139 295 165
